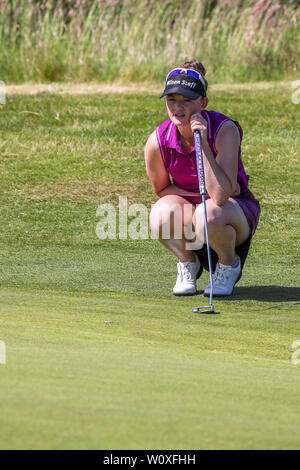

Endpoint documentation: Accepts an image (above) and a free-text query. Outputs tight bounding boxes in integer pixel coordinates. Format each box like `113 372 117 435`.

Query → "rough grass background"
0 0 299 84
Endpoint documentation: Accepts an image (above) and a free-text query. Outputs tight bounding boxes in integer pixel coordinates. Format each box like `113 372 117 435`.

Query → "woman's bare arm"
201 121 241 205
145 131 200 198
190 115 241 206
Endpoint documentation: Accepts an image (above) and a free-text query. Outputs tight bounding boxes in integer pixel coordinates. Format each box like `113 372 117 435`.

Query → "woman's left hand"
190 113 208 140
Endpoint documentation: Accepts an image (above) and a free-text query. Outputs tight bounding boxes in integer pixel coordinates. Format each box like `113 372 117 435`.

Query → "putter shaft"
193 130 215 314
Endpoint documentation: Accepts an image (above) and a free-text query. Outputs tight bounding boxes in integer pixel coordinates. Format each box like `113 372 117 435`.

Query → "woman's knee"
193 202 224 235
149 196 194 237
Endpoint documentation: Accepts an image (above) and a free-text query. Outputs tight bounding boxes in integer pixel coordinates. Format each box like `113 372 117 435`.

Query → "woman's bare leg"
193 197 250 265
149 195 197 262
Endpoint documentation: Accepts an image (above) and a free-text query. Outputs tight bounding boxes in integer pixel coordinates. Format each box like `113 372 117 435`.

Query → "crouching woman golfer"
145 60 260 296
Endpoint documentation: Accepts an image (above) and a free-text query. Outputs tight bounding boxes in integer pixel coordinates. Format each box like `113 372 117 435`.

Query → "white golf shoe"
173 256 202 296
204 256 242 297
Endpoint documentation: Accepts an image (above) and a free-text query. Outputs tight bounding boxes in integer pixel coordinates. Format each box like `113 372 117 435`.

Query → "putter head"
192 305 215 314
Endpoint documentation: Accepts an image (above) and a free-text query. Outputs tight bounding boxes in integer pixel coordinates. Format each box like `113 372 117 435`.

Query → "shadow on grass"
231 286 300 303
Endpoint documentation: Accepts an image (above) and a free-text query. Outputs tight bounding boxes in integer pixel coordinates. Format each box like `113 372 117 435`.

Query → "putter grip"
194 130 206 195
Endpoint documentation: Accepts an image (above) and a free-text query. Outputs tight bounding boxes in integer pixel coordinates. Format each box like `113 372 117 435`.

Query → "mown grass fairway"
0 83 299 449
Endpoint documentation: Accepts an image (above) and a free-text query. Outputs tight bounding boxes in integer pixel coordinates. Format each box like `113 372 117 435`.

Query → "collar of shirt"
165 110 212 156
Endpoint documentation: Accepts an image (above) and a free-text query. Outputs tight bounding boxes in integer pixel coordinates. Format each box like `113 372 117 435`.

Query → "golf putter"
192 130 215 314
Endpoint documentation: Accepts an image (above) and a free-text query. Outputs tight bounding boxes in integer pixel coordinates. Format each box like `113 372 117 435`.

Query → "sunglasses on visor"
166 68 206 90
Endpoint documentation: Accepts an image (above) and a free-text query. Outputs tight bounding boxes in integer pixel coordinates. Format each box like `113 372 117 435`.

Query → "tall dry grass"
0 0 299 84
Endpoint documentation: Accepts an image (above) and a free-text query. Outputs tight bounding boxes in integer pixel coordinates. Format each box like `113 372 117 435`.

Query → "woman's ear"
202 97 208 109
